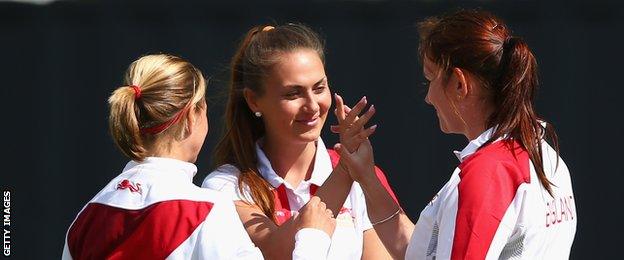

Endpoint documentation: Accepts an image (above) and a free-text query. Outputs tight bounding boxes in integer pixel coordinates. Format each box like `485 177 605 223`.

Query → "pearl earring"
254 111 262 117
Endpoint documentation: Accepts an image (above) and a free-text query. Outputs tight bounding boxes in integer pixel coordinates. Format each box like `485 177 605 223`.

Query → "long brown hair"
213 24 325 220
418 10 559 195
108 54 206 161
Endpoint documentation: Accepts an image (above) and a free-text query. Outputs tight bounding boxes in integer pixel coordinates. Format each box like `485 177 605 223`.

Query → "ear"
243 88 261 113
185 106 197 136
451 67 470 100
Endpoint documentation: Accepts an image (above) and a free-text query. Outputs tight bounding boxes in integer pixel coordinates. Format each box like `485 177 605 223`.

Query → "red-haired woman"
335 10 577 260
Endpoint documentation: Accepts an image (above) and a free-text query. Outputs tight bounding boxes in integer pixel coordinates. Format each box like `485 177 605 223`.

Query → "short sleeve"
202 164 253 203
194 192 264 259
292 228 331 260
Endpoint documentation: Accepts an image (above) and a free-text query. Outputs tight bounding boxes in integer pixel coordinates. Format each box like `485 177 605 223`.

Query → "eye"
313 85 326 94
421 80 431 88
284 90 300 99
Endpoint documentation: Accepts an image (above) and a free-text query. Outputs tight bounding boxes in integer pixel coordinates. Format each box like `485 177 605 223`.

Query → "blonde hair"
108 54 206 161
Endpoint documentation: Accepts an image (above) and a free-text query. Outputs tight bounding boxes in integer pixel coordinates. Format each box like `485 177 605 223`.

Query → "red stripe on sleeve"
451 140 530 260
67 200 213 260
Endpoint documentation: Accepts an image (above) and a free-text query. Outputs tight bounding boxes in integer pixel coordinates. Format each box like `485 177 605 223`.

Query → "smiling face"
423 58 464 134
248 49 331 145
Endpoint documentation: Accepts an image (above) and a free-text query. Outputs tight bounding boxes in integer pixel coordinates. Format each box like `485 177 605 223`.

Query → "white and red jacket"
62 157 330 260
406 128 577 259
202 138 398 260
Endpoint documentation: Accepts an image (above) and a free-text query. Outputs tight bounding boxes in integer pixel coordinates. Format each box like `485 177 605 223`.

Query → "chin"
293 130 322 144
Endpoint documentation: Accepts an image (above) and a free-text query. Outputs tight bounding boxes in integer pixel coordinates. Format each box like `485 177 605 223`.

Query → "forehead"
423 57 439 74
265 49 325 86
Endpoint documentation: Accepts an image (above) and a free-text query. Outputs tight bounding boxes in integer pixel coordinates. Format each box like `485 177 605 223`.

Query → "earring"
254 111 262 117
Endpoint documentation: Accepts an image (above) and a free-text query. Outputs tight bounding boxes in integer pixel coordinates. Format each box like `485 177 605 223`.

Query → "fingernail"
369 104 375 112
370 124 378 130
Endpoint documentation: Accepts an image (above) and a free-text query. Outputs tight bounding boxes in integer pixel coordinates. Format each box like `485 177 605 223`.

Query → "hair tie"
130 85 141 100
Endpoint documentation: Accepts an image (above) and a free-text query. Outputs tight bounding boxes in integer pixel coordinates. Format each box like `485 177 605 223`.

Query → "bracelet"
371 207 401 226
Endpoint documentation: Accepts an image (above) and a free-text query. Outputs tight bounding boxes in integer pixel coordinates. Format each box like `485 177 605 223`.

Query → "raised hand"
295 196 336 237
332 94 377 153
331 93 378 183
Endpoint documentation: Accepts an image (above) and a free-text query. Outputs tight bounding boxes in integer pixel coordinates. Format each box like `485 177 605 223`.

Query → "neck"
462 102 494 141
147 139 196 163
262 135 317 188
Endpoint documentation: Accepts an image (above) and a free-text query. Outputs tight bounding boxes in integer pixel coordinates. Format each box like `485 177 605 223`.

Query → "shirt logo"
545 195 575 227
116 179 142 194
336 207 355 228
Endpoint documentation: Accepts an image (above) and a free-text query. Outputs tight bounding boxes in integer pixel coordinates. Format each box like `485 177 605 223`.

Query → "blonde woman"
62 54 338 259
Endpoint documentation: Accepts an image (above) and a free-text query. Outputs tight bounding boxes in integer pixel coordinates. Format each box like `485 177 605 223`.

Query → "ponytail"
109 86 147 161
108 54 207 162
489 37 558 196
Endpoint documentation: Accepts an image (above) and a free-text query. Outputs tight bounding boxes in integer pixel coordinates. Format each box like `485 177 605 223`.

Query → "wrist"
356 166 378 185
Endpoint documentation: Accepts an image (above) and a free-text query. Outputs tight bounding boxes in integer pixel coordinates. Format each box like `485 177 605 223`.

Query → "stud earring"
254 111 262 117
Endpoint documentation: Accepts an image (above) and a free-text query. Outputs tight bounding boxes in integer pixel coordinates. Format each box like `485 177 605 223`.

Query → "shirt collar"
453 126 499 162
255 138 333 189
122 157 197 182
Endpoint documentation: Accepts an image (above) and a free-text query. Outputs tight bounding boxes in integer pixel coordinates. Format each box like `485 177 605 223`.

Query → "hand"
331 94 378 182
295 196 336 237
331 94 377 153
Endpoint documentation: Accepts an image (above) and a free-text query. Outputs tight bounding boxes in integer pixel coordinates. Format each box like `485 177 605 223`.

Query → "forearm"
314 165 353 216
359 167 414 259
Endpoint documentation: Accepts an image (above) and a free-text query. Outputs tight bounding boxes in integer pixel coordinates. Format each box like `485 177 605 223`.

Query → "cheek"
318 93 332 116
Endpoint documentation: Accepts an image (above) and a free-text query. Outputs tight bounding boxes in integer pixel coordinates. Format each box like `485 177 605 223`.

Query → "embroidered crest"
116 179 142 194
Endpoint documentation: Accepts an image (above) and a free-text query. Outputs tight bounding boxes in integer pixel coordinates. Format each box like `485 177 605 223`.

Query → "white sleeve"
355 183 374 231
202 165 253 202
292 228 331 260
194 193 265 259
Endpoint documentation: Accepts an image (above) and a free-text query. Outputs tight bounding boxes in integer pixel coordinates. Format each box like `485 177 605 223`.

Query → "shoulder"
202 164 241 190
202 164 252 202
458 140 531 195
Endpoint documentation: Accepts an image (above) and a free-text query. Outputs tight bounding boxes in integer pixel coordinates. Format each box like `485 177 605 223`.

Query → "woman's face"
423 58 464 134
252 49 331 145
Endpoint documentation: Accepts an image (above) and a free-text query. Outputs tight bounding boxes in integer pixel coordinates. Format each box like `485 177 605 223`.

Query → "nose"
424 88 432 105
302 91 320 114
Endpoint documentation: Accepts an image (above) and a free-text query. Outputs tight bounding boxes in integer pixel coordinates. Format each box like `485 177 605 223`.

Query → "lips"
295 117 319 127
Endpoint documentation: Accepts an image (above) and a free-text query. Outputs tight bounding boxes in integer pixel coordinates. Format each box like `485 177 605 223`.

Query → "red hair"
418 9 559 195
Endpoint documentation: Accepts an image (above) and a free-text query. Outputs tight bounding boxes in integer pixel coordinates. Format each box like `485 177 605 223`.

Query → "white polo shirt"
203 138 391 260
405 128 577 259
62 157 330 260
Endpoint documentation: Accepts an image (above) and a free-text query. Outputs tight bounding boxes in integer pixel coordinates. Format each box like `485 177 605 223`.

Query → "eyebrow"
284 77 327 89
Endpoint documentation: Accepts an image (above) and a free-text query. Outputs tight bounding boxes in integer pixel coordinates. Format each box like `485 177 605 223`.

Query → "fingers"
357 124 378 140
325 209 333 217
349 105 376 131
308 195 320 207
343 96 368 127
334 93 346 123
330 105 352 133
